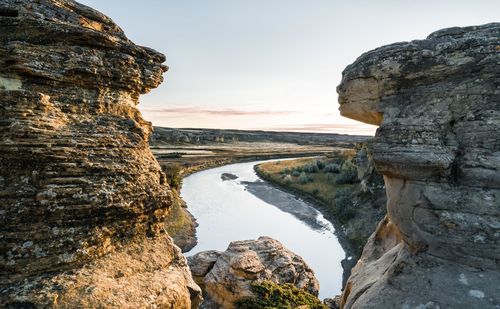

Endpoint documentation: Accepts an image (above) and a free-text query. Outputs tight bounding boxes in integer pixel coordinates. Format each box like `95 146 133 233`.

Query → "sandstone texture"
338 23 500 308
187 237 320 309
0 0 200 307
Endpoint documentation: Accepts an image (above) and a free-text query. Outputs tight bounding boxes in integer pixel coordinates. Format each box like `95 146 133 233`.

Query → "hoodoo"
0 0 200 307
337 23 500 308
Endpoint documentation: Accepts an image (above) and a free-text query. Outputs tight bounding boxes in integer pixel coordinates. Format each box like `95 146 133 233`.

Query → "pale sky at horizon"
79 0 499 135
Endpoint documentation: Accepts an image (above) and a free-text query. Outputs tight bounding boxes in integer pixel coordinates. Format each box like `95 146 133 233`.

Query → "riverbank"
164 192 199 252
152 142 339 177
165 153 381 298
254 149 386 257
253 161 357 251
155 142 344 252
160 153 329 252
180 160 347 298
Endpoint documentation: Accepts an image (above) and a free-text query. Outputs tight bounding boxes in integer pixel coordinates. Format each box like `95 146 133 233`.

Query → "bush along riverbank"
255 142 387 257
161 152 333 252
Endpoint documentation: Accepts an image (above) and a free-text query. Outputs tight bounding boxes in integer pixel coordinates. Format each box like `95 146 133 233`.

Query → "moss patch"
235 281 327 309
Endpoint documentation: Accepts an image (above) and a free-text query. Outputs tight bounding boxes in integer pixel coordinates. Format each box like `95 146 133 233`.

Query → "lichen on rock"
0 0 201 307
337 23 500 308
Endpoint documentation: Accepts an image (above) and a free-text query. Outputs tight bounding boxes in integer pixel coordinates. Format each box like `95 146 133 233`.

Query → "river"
181 159 347 299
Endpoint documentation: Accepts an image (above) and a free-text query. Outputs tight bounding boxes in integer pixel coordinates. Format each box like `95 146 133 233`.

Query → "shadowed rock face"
0 0 200 307
338 23 500 308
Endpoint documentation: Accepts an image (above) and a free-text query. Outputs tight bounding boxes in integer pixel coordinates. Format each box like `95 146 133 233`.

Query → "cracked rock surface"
338 23 500 308
0 0 201 307
188 237 319 309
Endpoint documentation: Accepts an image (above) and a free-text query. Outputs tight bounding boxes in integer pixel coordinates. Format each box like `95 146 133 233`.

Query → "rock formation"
342 143 386 255
188 237 320 308
0 0 201 307
337 23 500 308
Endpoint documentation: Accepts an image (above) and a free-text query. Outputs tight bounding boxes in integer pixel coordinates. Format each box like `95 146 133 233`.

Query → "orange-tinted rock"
0 0 200 307
188 237 319 309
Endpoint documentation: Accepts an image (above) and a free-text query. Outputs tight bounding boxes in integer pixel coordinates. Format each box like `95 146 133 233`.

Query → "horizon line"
152 125 375 137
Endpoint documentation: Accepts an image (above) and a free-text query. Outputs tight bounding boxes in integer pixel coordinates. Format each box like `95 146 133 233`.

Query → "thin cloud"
142 106 298 116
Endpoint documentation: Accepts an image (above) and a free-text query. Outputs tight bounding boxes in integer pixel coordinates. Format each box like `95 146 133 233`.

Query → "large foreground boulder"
337 23 500 308
0 0 200 307
188 236 320 308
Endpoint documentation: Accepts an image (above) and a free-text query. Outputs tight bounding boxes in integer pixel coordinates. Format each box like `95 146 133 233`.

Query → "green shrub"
294 166 304 173
315 160 325 170
303 163 319 173
325 173 336 182
292 170 301 177
330 151 346 165
312 188 320 196
333 189 356 224
279 168 291 175
335 169 358 184
235 281 327 309
298 172 312 184
163 163 182 190
335 161 359 184
324 163 340 173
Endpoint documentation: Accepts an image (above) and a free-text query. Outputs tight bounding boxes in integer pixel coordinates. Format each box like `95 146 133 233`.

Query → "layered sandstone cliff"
0 0 200 307
338 23 500 308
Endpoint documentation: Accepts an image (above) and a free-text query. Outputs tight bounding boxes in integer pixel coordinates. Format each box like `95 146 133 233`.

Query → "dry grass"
257 150 386 255
257 156 357 204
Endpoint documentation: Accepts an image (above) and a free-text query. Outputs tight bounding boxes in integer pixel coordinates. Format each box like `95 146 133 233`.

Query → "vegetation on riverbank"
150 127 363 183
156 130 386 258
160 151 332 252
255 146 386 255
164 192 198 252
235 281 327 309
256 153 357 223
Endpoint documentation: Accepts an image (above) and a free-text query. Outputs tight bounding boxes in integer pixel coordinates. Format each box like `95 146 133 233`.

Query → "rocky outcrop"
337 23 500 308
342 143 386 255
188 237 320 308
0 0 201 307
354 142 384 195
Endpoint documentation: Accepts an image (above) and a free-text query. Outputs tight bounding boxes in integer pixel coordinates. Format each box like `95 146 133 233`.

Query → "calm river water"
181 160 346 298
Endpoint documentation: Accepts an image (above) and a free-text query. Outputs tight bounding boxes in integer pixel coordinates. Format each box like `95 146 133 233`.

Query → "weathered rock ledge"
188 236 320 308
0 0 200 307
338 23 500 308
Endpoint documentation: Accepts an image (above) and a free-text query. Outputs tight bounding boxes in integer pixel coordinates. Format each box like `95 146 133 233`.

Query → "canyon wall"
337 23 500 308
0 0 201 307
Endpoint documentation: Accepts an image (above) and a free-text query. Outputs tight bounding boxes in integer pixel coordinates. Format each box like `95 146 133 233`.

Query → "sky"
79 0 499 135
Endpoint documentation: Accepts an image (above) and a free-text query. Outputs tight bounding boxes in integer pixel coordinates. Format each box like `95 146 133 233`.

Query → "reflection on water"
181 160 346 298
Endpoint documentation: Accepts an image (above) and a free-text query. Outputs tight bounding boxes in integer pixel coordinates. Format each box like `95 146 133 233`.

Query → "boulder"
337 23 500 308
188 250 222 284
188 236 319 308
